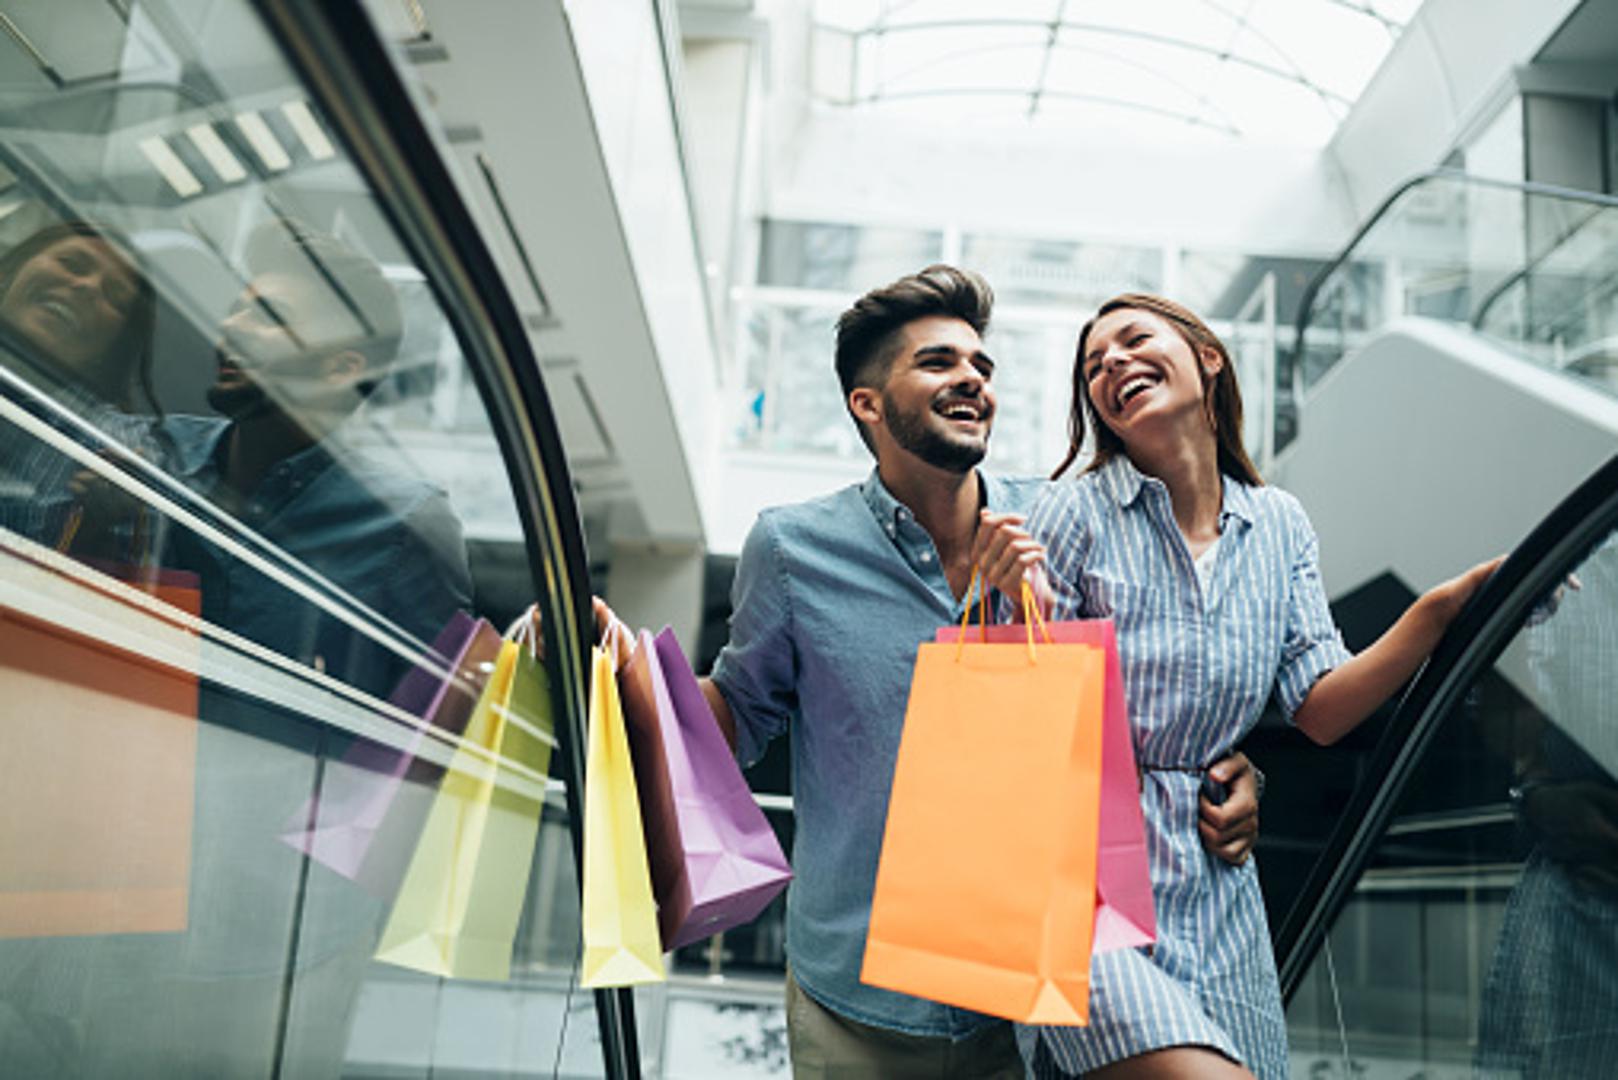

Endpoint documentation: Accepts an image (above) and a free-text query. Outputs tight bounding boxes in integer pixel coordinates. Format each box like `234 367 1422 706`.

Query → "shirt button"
919 551 932 563
886 524 896 536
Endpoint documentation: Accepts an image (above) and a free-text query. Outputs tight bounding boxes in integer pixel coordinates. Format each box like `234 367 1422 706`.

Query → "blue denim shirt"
710 469 1045 1037
163 415 472 701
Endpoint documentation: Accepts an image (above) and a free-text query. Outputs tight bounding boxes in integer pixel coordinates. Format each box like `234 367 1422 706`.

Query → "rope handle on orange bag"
952 567 1053 662
1021 577 1053 660
953 565 991 661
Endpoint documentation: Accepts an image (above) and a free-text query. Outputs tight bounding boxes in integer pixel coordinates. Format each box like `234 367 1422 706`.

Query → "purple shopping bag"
617 627 791 950
281 611 502 895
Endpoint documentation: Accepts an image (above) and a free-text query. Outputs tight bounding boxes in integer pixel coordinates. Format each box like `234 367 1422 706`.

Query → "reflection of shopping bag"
863 581 1106 1025
375 615 555 980
581 644 665 988
282 610 502 896
618 627 790 950
936 617 1153 954
0 562 202 937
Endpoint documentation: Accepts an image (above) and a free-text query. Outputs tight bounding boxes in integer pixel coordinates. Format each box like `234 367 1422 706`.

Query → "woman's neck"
1126 429 1223 545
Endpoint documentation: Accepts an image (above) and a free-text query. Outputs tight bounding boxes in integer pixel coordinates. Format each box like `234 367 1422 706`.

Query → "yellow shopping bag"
374 619 556 980
581 644 665 987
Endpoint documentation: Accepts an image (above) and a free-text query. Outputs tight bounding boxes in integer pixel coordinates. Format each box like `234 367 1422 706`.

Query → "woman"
0 219 167 560
973 294 1498 1079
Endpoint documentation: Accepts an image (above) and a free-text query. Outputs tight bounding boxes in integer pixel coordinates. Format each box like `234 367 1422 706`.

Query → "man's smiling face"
874 315 996 473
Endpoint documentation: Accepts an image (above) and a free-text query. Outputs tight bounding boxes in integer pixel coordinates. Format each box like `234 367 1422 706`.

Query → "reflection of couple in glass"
0 216 469 1079
0 215 469 688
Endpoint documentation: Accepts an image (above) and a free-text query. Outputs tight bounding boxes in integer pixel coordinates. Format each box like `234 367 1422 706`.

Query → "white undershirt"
1193 535 1221 595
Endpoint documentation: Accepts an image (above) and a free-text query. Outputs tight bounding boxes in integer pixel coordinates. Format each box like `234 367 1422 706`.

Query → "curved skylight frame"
810 0 1422 144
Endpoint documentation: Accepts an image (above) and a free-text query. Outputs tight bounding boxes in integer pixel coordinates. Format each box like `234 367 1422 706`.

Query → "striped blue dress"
1019 455 1351 1079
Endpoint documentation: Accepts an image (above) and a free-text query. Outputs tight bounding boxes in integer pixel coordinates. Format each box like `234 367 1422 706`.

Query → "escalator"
0 2 638 1076
1277 451 1618 1078
1269 169 1618 1078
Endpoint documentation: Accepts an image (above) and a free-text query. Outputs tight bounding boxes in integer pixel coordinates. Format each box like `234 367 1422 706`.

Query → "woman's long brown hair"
1052 292 1263 487
0 219 159 413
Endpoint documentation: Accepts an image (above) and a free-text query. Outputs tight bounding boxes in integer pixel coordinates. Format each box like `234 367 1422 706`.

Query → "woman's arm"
1293 556 1502 745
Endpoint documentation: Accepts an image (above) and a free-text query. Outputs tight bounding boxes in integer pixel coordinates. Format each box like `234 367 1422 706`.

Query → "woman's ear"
848 386 882 427
1198 345 1224 378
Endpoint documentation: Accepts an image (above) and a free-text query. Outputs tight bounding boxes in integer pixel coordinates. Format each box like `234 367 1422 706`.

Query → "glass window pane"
0 3 598 1077
757 220 942 292
961 233 1162 309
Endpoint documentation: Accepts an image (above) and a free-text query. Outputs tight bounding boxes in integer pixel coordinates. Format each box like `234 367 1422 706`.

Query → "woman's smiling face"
1080 306 1218 443
0 235 140 383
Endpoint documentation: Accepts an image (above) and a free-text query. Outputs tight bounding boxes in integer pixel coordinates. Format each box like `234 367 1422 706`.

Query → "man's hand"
590 596 634 668
1199 751 1260 865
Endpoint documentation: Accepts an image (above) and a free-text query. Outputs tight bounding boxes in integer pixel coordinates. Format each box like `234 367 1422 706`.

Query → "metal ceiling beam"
855 86 1242 135
851 17 1355 107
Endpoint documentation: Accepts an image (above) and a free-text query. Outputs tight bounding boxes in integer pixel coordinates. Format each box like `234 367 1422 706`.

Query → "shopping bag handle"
505 604 542 657
954 565 990 657
953 567 1053 662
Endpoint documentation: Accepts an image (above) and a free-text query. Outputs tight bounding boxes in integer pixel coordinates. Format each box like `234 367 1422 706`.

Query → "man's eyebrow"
913 344 959 358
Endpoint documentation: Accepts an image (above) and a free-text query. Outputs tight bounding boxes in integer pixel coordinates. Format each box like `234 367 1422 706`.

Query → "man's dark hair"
833 264 993 448
246 219 403 384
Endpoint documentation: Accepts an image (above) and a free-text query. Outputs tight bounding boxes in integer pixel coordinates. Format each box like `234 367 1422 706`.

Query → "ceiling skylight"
811 0 1424 144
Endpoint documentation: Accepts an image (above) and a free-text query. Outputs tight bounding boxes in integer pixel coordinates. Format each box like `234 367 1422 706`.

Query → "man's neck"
876 454 982 595
220 408 318 501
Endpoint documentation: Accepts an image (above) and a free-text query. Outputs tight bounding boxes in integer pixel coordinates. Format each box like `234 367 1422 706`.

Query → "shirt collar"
1096 453 1256 527
173 417 339 497
861 467 1003 531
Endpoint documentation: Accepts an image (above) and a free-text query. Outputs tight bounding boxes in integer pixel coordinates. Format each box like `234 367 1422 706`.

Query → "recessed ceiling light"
234 111 291 171
138 135 203 198
185 123 247 183
281 100 336 161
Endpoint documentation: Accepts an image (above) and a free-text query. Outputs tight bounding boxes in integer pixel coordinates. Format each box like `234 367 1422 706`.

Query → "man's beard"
206 373 267 419
883 389 989 473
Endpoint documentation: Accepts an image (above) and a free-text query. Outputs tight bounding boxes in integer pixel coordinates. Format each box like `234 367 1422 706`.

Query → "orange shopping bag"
862 578 1106 1025
0 548 201 938
934 617 1154 955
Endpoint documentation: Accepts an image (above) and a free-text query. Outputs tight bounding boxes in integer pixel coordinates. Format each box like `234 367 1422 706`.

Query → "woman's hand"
1424 555 1506 624
970 509 1049 617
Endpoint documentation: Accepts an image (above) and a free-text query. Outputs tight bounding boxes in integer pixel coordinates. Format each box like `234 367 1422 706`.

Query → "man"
166 220 471 695
638 265 1259 1077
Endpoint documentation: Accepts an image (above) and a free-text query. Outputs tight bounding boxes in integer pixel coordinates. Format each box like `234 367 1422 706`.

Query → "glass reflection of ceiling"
811 0 1424 144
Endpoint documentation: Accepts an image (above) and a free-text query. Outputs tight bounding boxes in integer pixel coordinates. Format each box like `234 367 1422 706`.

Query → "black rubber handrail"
250 3 638 1077
1275 450 1618 999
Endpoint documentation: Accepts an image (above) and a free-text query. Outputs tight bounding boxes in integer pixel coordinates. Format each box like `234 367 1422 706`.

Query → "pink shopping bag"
936 618 1154 953
282 610 502 896
617 627 791 950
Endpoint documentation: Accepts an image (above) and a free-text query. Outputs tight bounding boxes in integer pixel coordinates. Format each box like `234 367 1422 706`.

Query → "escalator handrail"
1289 169 1618 394
1468 198 1618 336
1275 450 1618 999
249 3 638 1077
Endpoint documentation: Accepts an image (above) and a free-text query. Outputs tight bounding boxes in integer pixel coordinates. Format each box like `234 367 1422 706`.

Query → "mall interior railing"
1282 170 1618 454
